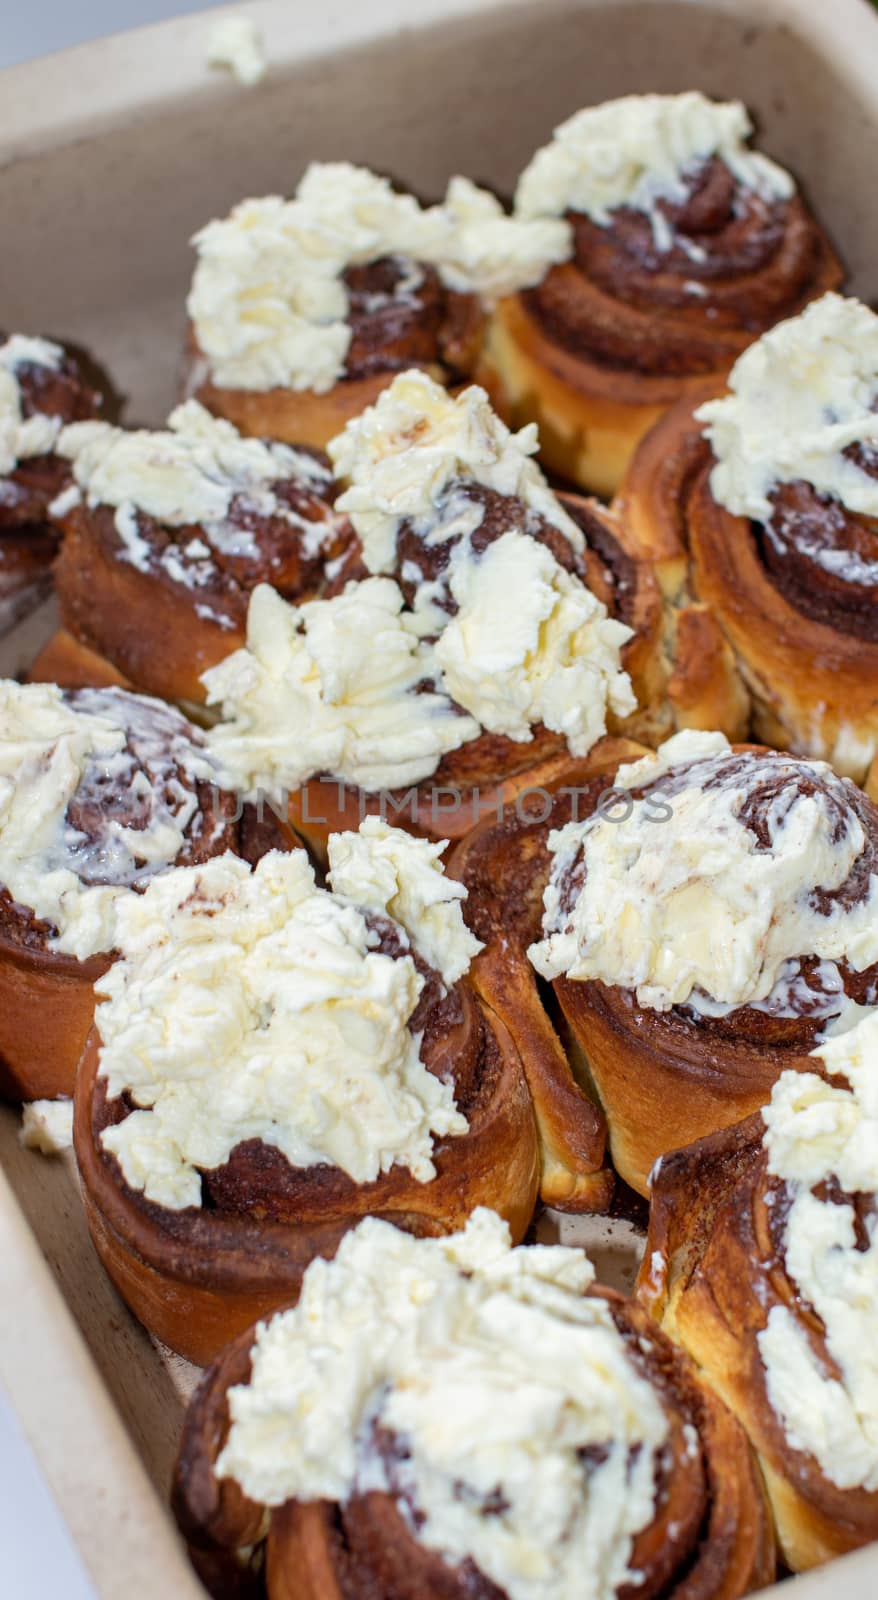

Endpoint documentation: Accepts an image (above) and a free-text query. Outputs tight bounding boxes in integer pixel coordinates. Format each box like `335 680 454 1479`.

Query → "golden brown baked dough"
27 628 133 693
482 297 708 501
0 940 109 1105
75 939 538 1365
615 383 878 777
0 684 287 1102
613 387 752 742
173 1276 774 1600
640 1112 878 1570
446 737 644 1213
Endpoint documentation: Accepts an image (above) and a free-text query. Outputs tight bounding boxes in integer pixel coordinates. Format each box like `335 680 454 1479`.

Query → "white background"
0 6 230 1595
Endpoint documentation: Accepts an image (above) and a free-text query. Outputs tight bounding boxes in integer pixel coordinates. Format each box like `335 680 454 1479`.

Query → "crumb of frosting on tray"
207 15 267 87
19 1099 74 1156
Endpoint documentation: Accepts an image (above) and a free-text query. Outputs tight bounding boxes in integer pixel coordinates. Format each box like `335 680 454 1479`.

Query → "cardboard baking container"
1 0 878 1594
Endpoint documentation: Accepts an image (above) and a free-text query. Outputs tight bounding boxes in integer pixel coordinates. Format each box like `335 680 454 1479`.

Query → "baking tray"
2 1 878 1594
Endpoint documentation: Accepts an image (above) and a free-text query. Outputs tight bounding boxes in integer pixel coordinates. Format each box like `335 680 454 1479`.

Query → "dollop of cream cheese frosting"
697 293 878 522
327 366 583 574
327 816 481 984
206 14 266 86
0 334 66 476
433 531 633 751
515 91 794 250
757 1009 878 1492
188 162 570 393
96 831 480 1209
217 1207 668 1600
204 578 479 794
57 398 334 571
0 680 223 960
19 1099 74 1156
529 729 878 1012
204 373 634 793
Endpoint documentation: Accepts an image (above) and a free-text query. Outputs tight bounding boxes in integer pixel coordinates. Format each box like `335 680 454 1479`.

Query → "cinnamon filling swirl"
327 482 637 650
343 257 484 384
78 453 349 632
262 1294 741 1600
752 480 878 642
523 158 839 377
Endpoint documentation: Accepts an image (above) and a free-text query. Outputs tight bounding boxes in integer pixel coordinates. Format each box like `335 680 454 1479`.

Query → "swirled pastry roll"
48 400 349 705
616 294 878 779
173 1208 774 1600
641 1006 878 1570
0 678 283 1101
185 162 569 449
484 94 842 496
75 825 538 1364
202 371 665 860
528 730 878 1194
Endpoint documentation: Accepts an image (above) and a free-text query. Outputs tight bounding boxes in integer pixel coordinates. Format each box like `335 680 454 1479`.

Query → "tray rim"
2 0 877 161
0 1161 204 1597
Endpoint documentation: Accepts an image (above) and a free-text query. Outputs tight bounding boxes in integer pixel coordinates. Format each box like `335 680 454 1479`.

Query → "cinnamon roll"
0 334 100 632
618 292 878 781
641 1006 878 1570
173 1208 774 1600
528 729 878 1196
74 824 539 1365
0 678 280 1104
484 93 842 496
202 370 664 862
185 162 569 450
45 399 348 707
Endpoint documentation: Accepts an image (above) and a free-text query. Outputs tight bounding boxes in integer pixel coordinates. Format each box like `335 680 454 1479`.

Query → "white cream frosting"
203 580 478 796
206 15 266 86
217 1208 668 1600
757 1010 878 1492
188 162 569 393
327 818 482 985
19 1099 74 1155
0 334 66 476
0 681 223 960
327 370 583 574
434 176 572 303
529 729 878 1012
697 294 878 522
515 92 794 250
57 399 333 576
96 842 473 1209
204 373 633 794
434 531 634 749
204 545 632 794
